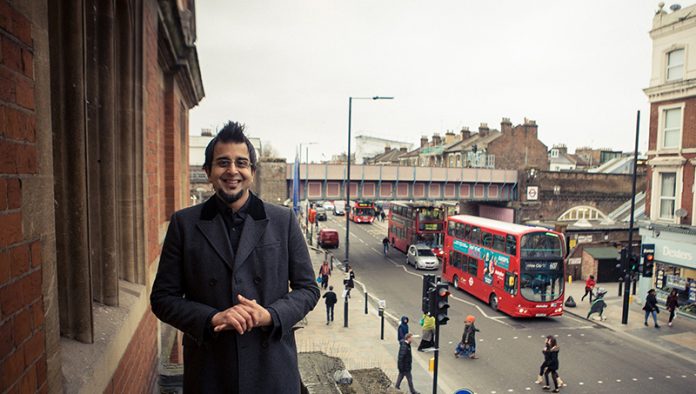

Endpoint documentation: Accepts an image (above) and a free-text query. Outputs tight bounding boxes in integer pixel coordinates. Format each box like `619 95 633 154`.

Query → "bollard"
379 309 384 340
568 275 572 285
618 280 623 296
364 292 368 314
429 357 434 372
343 292 349 328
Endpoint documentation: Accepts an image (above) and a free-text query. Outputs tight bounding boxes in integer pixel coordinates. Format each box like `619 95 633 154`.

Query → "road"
315 214 696 394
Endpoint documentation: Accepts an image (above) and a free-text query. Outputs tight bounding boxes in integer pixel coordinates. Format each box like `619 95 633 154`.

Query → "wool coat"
151 193 320 393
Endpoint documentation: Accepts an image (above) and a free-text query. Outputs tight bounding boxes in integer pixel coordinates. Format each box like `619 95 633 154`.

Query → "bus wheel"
453 276 459 289
489 294 499 311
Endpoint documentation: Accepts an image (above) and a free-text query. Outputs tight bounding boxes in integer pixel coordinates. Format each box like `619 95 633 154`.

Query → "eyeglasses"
215 158 252 170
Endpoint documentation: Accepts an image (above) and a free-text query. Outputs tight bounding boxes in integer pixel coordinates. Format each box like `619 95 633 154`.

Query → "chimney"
432 133 442 146
523 117 538 138
384 146 392 153
444 131 456 145
460 126 471 141
201 128 213 137
501 117 512 134
420 135 429 148
478 122 489 137
400 147 408 152
553 144 568 155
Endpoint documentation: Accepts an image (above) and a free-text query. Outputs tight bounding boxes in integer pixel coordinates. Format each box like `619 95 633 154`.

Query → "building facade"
640 2 696 315
0 1 204 392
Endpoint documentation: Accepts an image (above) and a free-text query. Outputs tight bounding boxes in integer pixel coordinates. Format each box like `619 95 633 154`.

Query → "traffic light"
629 254 639 273
642 251 654 277
430 283 450 326
422 274 436 314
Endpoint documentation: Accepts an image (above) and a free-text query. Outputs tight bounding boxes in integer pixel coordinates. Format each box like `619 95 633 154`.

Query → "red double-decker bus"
387 202 445 257
349 200 375 223
442 215 566 317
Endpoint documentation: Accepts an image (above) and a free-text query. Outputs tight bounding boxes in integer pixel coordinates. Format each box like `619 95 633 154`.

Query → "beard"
216 187 246 204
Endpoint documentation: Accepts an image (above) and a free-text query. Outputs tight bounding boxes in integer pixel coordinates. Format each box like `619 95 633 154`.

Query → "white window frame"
666 48 685 82
650 167 683 223
657 103 684 152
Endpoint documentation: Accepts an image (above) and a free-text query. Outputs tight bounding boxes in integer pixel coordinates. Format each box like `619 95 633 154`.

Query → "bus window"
467 255 478 276
506 235 517 256
470 227 481 244
493 234 505 252
464 225 471 240
521 232 562 259
447 221 455 236
482 232 493 248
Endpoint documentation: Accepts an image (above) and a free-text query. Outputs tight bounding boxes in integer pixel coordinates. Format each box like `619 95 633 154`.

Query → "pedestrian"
541 336 561 392
343 266 355 298
319 260 331 290
382 237 390 256
322 286 338 325
395 333 420 394
667 289 679 327
581 274 596 302
643 288 660 328
417 312 435 351
380 210 386 222
454 315 479 359
535 335 565 388
150 121 320 393
398 316 410 342
586 288 607 320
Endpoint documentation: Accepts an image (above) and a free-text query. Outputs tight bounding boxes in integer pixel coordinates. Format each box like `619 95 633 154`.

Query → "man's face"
206 141 255 209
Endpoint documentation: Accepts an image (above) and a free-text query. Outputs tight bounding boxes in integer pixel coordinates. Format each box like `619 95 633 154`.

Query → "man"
395 333 420 394
150 121 320 393
322 285 337 324
382 237 389 256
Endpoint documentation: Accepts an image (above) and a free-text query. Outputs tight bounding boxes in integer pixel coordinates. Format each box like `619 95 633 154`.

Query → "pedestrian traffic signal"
433 283 450 326
422 274 436 314
642 251 654 277
629 254 639 272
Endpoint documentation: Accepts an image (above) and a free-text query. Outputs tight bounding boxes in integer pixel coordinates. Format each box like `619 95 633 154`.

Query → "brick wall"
489 123 549 170
0 1 48 392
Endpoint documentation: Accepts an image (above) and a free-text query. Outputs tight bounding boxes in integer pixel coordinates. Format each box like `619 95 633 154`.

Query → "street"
315 214 696 394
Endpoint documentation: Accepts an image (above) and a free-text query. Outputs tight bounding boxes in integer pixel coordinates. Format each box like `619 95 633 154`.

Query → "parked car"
406 244 440 270
316 207 327 221
317 228 339 249
333 205 345 216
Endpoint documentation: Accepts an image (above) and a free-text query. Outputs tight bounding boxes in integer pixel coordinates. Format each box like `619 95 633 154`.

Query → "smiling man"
151 121 320 393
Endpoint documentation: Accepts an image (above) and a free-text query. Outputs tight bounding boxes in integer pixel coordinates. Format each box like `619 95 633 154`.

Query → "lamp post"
345 96 393 268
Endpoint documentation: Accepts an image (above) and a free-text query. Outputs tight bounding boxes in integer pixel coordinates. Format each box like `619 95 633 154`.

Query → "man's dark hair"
202 121 258 171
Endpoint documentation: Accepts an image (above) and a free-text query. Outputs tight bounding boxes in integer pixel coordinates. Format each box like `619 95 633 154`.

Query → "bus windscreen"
520 232 563 259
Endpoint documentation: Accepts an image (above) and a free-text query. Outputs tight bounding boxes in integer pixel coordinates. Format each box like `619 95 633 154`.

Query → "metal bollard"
379 309 384 340
344 291 349 328
364 291 368 314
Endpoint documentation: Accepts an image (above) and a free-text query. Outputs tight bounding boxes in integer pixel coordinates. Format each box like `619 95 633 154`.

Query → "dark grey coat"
151 193 320 393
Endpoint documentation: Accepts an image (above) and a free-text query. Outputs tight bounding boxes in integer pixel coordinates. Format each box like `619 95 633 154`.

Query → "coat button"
209 279 217 286
254 277 262 284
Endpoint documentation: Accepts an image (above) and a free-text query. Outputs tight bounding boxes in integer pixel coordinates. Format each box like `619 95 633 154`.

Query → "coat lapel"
196 212 235 271
234 214 269 272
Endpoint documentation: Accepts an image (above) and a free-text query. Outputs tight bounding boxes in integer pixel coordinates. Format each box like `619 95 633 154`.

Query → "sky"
190 0 666 163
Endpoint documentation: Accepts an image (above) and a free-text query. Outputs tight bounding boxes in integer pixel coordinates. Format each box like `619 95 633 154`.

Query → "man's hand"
211 295 272 334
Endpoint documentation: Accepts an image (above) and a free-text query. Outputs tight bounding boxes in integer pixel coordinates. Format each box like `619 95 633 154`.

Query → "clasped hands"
211 295 272 334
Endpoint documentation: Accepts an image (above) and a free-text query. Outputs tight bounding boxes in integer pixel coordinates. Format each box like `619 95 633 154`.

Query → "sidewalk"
296 246 439 394
564 280 696 365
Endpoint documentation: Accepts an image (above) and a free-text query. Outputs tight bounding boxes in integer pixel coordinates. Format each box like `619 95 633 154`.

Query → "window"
661 107 682 149
506 235 517 256
482 232 493 247
659 172 677 219
470 226 481 244
667 49 684 81
493 234 505 252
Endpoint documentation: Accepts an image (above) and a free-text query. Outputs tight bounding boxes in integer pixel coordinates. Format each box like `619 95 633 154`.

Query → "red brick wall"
0 1 48 392
103 311 158 394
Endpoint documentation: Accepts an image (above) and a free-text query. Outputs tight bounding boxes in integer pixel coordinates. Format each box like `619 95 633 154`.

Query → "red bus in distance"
388 202 445 258
349 200 376 223
442 215 566 317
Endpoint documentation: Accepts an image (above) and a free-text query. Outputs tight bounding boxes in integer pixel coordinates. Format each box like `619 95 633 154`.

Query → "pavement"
296 219 696 393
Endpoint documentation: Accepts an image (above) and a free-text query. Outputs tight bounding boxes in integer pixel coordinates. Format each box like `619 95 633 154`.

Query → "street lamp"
300 142 317 242
345 96 394 268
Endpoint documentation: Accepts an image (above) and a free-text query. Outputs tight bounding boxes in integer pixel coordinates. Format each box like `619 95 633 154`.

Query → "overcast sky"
190 0 665 163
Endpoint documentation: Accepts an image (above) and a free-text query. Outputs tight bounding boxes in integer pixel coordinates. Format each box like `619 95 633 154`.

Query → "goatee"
216 188 245 204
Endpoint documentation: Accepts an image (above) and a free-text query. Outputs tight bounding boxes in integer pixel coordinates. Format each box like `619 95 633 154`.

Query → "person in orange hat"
454 315 480 359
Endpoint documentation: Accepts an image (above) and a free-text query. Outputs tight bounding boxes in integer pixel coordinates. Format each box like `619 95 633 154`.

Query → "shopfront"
639 231 696 318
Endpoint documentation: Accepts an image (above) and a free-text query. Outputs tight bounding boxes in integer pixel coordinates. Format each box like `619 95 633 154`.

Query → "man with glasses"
151 121 320 393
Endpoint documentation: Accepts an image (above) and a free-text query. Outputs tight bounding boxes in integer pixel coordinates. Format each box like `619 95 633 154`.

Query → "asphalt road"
316 215 696 393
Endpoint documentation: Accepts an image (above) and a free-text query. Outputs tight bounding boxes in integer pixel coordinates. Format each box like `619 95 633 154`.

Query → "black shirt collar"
214 192 251 220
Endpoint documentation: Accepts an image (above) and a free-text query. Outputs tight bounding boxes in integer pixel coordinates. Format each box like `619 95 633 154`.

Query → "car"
323 201 335 211
317 228 339 249
333 206 345 216
406 244 440 270
315 207 327 221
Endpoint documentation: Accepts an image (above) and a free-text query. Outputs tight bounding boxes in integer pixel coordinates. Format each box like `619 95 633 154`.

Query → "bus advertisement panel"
388 202 445 257
349 200 375 223
442 215 566 317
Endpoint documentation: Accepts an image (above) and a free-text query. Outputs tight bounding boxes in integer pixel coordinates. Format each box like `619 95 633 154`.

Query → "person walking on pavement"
343 266 355 298
322 286 337 325
581 275 596 302
380 210 386 222
643 288 661 328
541 336 561 392
395 333 420 394
586 288 607 320
454 315 479 359
535 335 564 388
397 316 410 342
319 260 331 290
667 289 679 327
382 237 390 256
417 313 435 351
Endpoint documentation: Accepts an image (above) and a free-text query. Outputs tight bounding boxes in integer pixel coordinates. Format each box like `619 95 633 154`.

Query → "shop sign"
690 287 696 303
576 235 593 244
567 257 581 265
654 239 696 268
